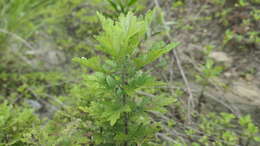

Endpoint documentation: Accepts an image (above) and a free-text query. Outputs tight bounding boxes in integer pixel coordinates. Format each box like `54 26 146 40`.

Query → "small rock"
209 51 233 68
26 99 42 111
244 74 254 81
209 51 232 63
224 72 232 78
232 81 260 105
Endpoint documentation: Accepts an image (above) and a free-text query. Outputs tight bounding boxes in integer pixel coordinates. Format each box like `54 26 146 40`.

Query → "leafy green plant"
0 102 39 145
169 113 260 146
196 58 223 86
73 11 178 145
211 0 260 51
195 46 223 113
193 113 260 146
239 115 260 145
172 0 185 8
30 109 90 146
196 46 223 86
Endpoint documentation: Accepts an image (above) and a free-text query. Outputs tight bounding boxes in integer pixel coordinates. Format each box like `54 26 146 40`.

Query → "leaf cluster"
0 102 39 145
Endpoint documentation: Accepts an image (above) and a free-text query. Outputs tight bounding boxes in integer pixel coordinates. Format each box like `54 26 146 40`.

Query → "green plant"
195 113 260 146
30 109 90 146
196 58 223 86
210 0 260 51
172 0 185 8
73 11 178 145
235 0 248 7
196 47 223 86
195 46 223 113
0 102 39 145
48 0 146 58
239 115 260 145
107 0 139 15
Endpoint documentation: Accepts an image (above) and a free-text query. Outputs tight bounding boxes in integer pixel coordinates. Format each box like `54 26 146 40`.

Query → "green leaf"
128 0 138 7
144 9 155 25
248 123 258 134
254 136 260 142
220 113 235 124
148 97 177 113
213 66 223 76
107 0 120 12
108 112 121 126
105 75 117 89
205 59 214 69
96 12 152 59
72 56 103 72
126 72 165 94
134 42 179 68
239 115 252 126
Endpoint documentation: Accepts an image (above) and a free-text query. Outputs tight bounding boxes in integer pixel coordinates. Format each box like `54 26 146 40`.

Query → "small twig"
0 28 37 68
204 91 241 117
173 49 195 124
136 91 156 98
0 28 35 50
156 133 175 143
26 87 67 109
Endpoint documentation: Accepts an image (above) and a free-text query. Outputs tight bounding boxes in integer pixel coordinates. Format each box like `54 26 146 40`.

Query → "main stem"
121 61 129 146
123 93 128 146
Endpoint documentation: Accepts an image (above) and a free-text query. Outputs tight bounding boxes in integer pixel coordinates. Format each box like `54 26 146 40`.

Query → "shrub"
0 102 39 145
73 11 179 145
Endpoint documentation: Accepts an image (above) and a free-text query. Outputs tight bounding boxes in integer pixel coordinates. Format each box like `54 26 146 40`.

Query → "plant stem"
121 62 129 146
245 137 251 146
123 94 128 146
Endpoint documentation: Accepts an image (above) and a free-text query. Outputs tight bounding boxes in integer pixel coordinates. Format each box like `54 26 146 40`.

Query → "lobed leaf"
134 42 180 68
72 56 103 72
96 12 153 59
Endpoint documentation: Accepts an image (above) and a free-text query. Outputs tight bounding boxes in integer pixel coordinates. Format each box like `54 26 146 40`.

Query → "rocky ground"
163 1 260 124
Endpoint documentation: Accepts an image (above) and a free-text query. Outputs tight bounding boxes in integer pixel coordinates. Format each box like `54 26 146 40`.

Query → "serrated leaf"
72 56 103 72
134 42 179 68
126 72 165 94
